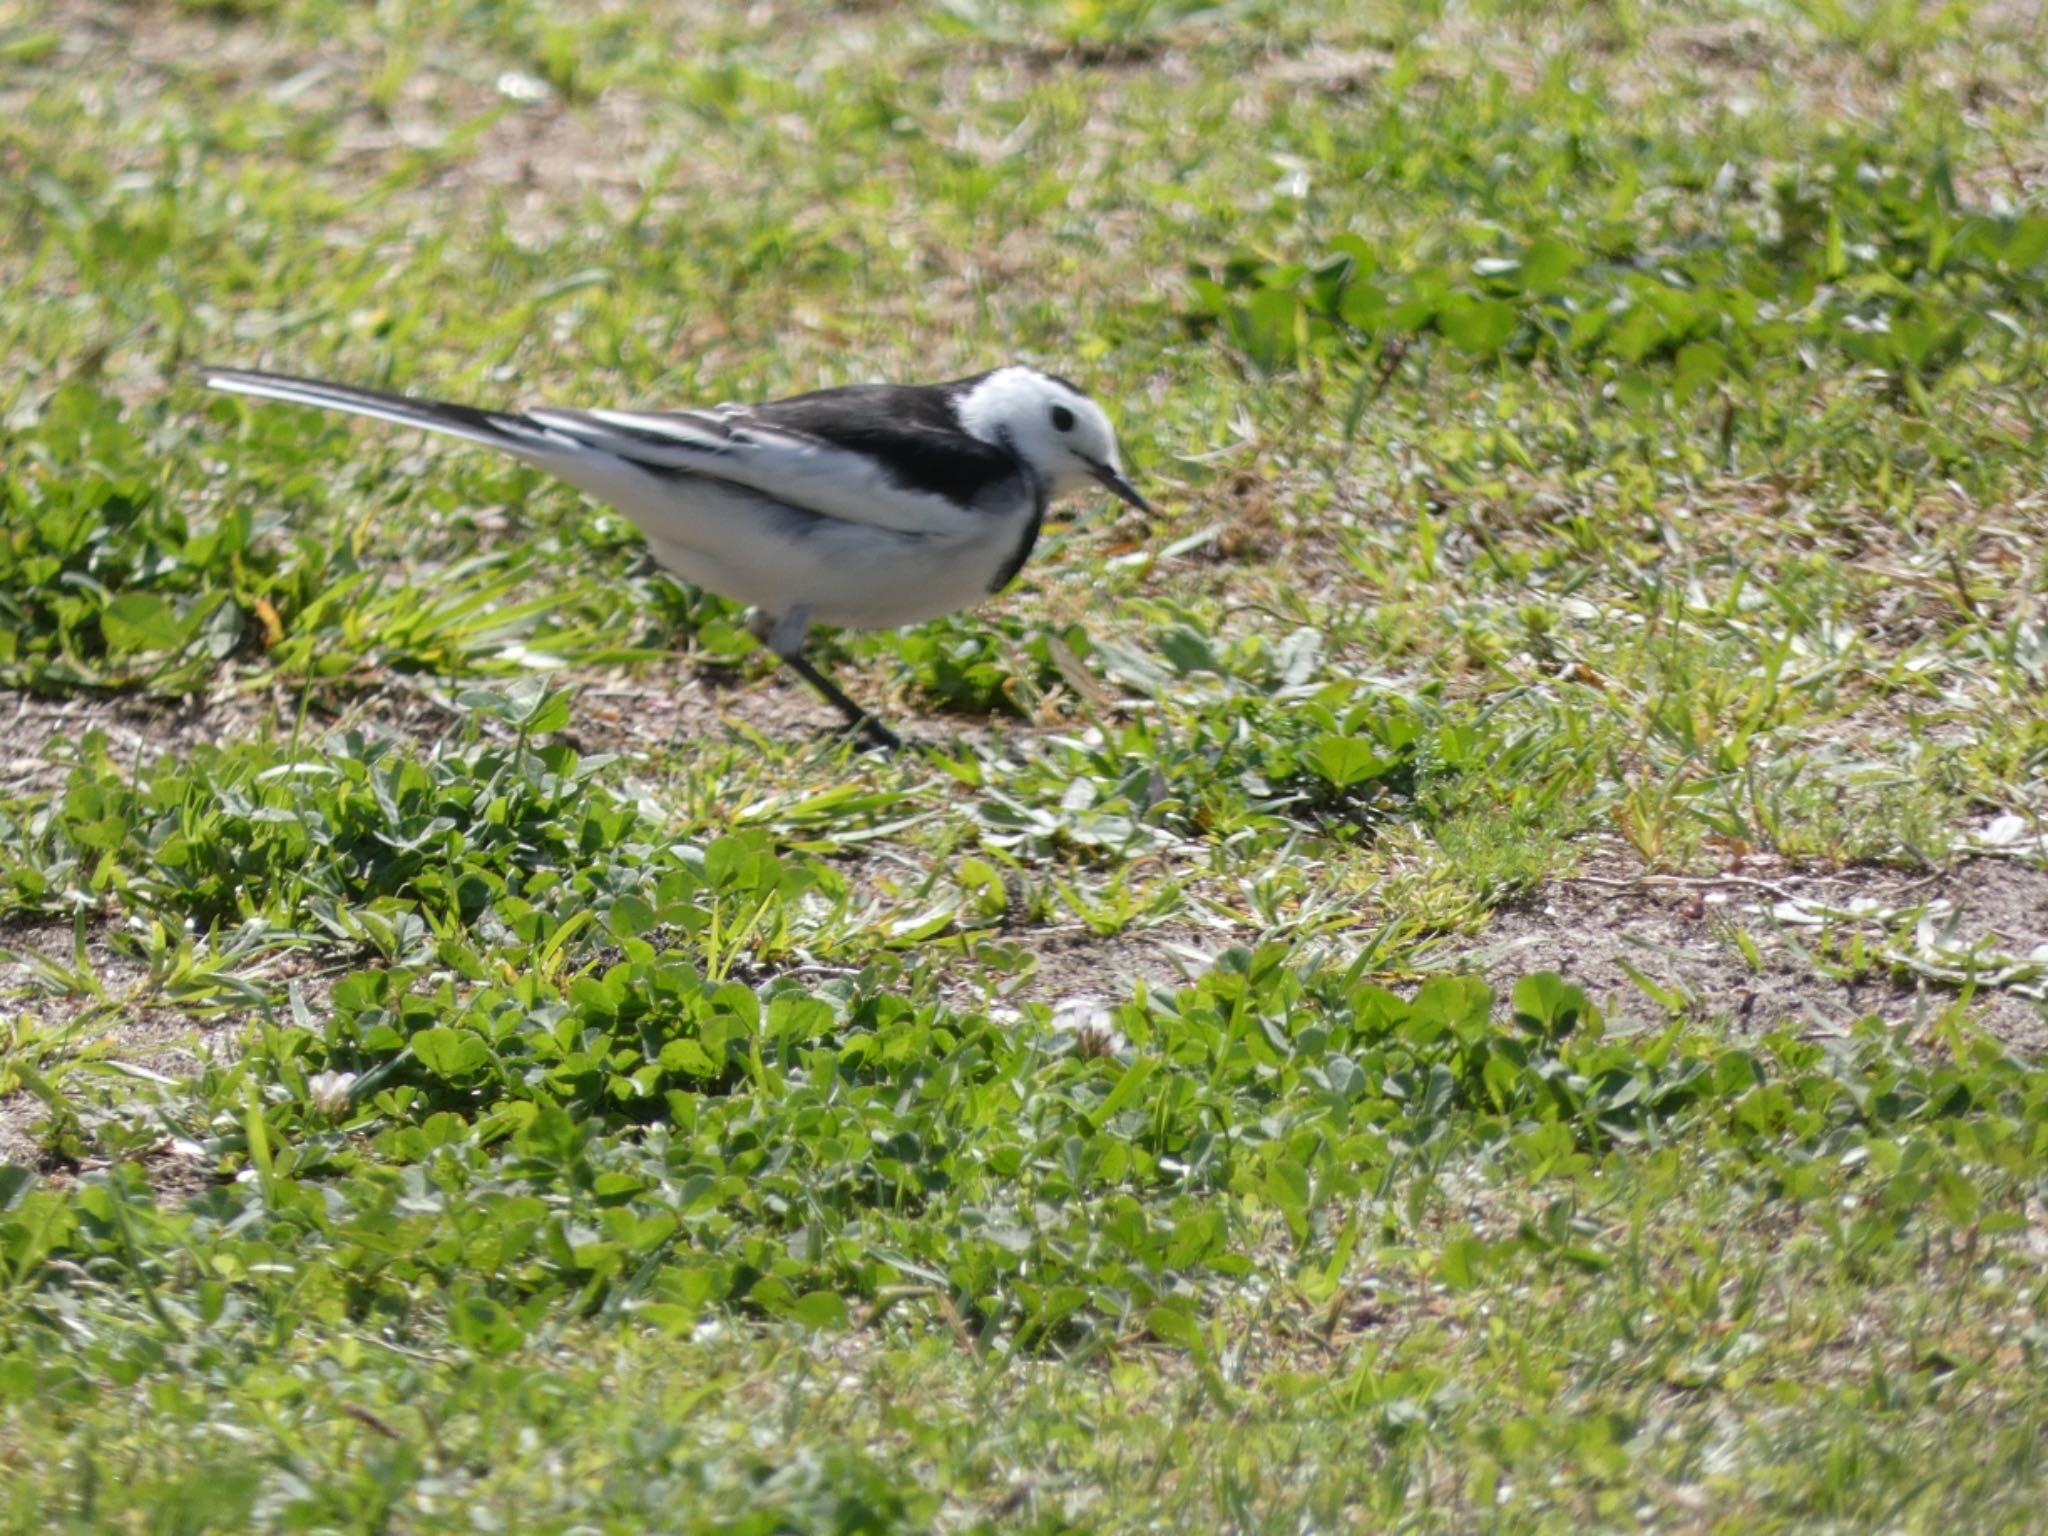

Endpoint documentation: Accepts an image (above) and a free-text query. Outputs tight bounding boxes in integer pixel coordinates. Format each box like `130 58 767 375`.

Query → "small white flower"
1050 998 1127 1060
495 70 553 104
306 1070 358 1118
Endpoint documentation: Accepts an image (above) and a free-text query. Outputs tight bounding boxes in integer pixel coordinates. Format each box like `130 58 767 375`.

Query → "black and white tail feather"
202 364 1149 750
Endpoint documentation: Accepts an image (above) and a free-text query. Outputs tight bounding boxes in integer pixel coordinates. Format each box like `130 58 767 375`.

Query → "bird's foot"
852 717 903 753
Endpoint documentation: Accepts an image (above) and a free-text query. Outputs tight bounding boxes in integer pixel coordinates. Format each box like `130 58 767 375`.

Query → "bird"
200 364 1152 750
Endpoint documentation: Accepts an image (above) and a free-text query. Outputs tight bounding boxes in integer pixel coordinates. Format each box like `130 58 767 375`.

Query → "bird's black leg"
779 651 902 752
752 606 901 751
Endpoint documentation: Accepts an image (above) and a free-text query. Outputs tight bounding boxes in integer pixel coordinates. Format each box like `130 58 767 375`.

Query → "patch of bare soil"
559 659 1092 763
21 0 880 249
1449 845 2048 1051
0 1077 56 1171
930 922 1220 1019
0 922 242 1171
566 664 951 758
1 688 280 799
0 653 972 791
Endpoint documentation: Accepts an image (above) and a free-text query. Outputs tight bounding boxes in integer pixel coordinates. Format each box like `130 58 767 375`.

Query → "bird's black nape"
778 652 903 752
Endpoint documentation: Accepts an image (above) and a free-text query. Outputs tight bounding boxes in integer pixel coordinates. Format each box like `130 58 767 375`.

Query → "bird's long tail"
201 368 561 457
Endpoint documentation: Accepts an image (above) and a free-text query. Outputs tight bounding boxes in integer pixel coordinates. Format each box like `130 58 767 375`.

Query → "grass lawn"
4 0 2048 1529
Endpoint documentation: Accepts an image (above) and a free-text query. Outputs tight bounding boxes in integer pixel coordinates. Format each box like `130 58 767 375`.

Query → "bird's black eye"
1050 404 1076 433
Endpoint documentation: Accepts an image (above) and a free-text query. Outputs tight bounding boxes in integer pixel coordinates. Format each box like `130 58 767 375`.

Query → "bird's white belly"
647 522 1017 630
562 460 1033 631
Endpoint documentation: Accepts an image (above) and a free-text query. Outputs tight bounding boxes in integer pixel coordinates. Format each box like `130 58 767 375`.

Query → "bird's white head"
952 367 1151 512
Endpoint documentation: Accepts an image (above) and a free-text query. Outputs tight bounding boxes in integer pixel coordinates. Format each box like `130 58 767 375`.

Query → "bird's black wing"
527 380 1026 534
745 381 1020 508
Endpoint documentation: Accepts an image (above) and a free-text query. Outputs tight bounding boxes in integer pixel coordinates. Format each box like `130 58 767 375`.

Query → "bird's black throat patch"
987 437 1046 594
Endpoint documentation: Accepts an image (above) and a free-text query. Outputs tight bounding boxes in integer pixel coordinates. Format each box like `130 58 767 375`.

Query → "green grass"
4 0 2048 1529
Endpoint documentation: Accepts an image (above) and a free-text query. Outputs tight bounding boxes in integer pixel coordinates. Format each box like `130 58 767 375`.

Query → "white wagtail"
202 365 1151 749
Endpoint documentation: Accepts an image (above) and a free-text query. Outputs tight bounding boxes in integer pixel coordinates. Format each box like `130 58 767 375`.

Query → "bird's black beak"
1089 460 1152 515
